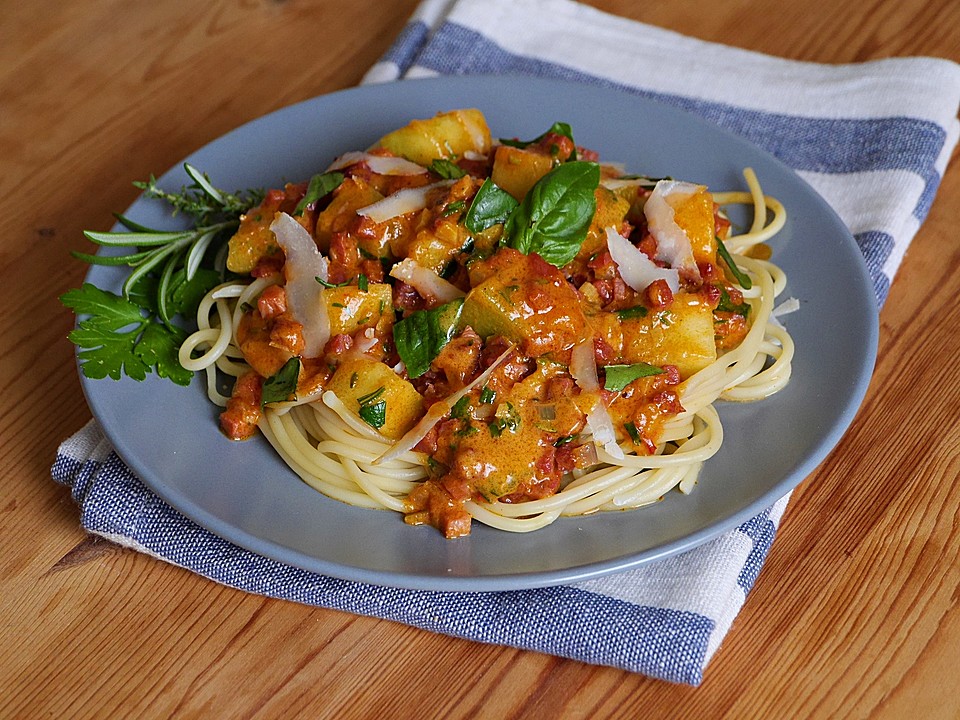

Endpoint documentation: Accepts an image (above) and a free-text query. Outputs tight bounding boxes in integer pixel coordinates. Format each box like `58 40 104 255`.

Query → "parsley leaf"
61 283 194 386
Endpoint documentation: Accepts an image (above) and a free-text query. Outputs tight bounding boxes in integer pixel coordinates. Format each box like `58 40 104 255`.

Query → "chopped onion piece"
568 340 624 460
374 344 516 465
605 226 680 294
326 151 427 176
270 212 330 358
644 180 702 281
356 180 453 223
389 258 465 304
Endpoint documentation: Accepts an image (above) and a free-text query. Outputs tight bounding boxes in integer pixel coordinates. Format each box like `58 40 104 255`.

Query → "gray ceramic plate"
80 75 878 591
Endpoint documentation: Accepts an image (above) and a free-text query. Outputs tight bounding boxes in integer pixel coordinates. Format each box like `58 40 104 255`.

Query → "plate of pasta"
72 75 877 590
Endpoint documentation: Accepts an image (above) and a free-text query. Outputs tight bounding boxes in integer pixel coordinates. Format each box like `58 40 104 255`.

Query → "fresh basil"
430 158 467 179
393 298 465 378
465 178 518 234
356 386 387 429
500 121 578 160
295 171 344 215
261 357 300 405
616 306 649 320
602 362 664 392
503 161 600 267
716 236 753 289
716 286 751 317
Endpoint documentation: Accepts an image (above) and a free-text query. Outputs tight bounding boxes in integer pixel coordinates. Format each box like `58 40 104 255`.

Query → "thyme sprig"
72 163 263 326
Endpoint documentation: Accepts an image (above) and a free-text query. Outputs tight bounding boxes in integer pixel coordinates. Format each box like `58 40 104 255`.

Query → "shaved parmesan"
605 226 680 294
770 296 801 328
356 180 453 223
389 258 465 304
644 180 703 281
326 151 427 176
569 340 624 460
270 212 330 358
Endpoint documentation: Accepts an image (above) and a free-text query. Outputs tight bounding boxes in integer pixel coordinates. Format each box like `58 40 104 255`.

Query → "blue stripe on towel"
381 19 433 72
415 23 946 223
52 448 714 684
855 230 895 302
735 510 779 592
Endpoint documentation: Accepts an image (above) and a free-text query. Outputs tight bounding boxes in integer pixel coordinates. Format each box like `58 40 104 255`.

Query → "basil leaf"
503 161 599 267
262 357 300 405
716 286 751 316
356 386 387 429
295 171 344 215
358 400 386 429
393 298 465 378
716 236 753 289
602 362 664 392
500 121 578 160
465 178 518 234
430 158 467 179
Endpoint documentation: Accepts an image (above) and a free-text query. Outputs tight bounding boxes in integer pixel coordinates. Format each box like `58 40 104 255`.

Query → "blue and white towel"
53 0 960 685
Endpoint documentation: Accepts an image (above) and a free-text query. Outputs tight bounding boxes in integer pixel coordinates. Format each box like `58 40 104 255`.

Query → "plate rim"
77 74 880 591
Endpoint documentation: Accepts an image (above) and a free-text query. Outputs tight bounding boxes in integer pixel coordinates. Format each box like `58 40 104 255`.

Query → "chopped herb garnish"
616 306 649 320
716 286 751 316
451 395 471 420
392 298 464 378
261 357 300 405
358 401 387 429
624 421 642 444
357 273 369 292
429 158 467 179
603 363 664 392
489 402 520 437
356 386 386 406
316 276 350 289
442 200 466 217
554 435 576 447
500 121 578 161
294 171 344 215
479 385 496 404
716 236 753 289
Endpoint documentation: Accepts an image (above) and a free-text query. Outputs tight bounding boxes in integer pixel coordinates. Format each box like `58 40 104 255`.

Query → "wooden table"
4 1 958 716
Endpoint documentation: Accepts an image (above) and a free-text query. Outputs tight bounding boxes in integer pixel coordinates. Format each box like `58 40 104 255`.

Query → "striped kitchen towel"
53 0 960 685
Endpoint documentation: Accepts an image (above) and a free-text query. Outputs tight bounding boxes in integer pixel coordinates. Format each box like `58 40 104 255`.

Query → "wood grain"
2 1 958 717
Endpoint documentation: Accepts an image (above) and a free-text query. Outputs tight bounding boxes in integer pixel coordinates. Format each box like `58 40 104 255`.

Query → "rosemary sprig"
73 163 263 326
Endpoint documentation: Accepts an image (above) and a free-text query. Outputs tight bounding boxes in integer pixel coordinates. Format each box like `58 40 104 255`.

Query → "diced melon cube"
375 109 492 166
326 356 424 439
619 293 717 378
670 188 717 266
321 283 393 337
490 145 554 200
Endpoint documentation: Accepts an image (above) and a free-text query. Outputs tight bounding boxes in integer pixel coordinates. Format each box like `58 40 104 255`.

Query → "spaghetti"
179 110 794 537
